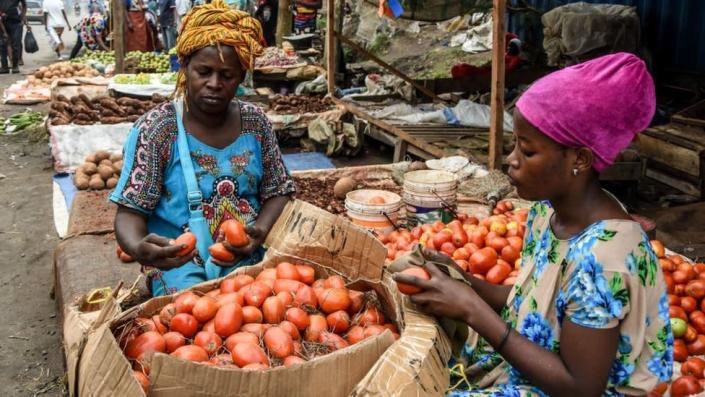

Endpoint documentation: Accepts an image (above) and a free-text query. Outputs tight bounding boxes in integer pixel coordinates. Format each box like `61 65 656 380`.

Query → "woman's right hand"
130 233 198 270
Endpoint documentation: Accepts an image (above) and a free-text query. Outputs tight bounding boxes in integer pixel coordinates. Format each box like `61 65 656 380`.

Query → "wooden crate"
637 124 705 197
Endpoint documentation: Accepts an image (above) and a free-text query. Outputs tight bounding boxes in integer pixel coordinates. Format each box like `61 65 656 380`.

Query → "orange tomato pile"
650 240 705 396
119 262 398 392
379 201 529 285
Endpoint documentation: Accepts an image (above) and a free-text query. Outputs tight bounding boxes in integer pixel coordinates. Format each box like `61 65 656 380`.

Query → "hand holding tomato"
129 233 199 270
212 225 267 266
392 260 488 324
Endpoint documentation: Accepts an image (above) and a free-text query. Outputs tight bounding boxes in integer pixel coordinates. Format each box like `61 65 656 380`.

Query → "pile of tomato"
379 201 529 285
119 262 398 393
648 239 705 397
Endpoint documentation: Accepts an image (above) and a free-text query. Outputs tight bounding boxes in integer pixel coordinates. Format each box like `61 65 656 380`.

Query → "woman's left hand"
211 226 266 266
392 261 485 323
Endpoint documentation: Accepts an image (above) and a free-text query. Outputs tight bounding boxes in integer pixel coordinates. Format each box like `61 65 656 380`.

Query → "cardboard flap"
265 200 387 281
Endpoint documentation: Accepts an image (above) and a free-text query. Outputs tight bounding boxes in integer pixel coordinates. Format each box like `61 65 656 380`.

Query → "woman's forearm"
254 194 292 236
468 276 512 313
115 206 149 256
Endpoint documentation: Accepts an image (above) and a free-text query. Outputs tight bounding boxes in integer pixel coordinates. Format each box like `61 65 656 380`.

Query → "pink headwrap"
516 52 656 172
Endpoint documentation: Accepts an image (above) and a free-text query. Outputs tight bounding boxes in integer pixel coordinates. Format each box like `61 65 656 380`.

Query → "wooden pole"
326 0 335 94
335 33 445 103
488 0 506 170
276 0 293 47
112 0 126 73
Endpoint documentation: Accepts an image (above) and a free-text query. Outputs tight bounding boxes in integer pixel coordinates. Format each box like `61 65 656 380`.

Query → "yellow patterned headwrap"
175 0 264 97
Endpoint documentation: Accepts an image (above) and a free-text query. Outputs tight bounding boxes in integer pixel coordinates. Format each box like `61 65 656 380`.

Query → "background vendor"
111 0 295 296
394 53 673 396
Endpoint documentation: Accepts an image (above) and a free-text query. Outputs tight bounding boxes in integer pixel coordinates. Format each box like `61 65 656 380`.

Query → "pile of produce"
125 51 170 73
254 47 302 69
293 176 402 214
0 110 44 134
73 150 123 190
378 201 527 285
269 95 334 114
113 74 152 85
72 50 115 66
49 93 167 125
651 241 705 397
30 62 100 85
118 259 398 392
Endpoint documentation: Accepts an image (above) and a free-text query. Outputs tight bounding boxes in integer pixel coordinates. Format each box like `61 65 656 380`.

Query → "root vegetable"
333 177 356 199
113 160 124 174
98 165 114 180
74 174 90 190
94 150 110 162
110 153 123 162
106 177 118 189
83 162 98 175
89 174 105 190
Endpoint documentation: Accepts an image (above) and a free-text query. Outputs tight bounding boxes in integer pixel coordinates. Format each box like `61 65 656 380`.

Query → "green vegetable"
2 110 44 134
672 318 687 338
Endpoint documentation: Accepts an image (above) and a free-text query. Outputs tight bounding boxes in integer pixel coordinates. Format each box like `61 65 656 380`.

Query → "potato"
106 177 118 189
99 159 113 167
109 153 123 162
112 160 124 175
85 153 97 163
333 177 356 199
98 165 114 180
74 174 90 190
83 162 98 175
94 150 110 162
89 174 105 190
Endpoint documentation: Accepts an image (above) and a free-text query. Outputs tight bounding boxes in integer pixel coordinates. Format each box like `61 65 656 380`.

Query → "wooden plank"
645 168 701 197
644 127 705 152
488 0 506 170
335 97 445 158
112 0 125 73
637 133 701 177
393 140 409 162
276 0 293 46
326 0 336 94
334 32 445 103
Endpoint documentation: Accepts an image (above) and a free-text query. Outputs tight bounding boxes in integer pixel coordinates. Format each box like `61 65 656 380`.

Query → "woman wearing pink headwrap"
394 53 672 396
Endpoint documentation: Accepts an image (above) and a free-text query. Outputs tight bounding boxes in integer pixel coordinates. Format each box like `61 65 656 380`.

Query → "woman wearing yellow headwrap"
110 0 295 296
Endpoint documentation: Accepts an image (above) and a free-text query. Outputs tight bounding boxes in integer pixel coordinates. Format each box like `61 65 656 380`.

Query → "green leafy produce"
1 110 44 134
126 51 170 73
159 72 177 84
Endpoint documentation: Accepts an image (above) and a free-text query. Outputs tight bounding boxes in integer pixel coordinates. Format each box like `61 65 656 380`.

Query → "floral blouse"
449 201 673 396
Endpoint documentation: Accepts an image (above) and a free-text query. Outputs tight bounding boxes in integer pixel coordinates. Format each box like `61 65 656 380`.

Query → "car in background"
25 0 44 23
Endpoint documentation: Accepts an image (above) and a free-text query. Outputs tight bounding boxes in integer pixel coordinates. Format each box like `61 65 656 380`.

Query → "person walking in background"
69 3 108 58
43 0 72 59
125 0 156 52
254 0 276 46
292 0 319 34
174 0 189 31
157 0 175 51
0 0 27 73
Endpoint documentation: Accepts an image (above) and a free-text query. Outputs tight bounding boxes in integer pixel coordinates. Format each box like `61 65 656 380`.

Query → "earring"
572 168 579 176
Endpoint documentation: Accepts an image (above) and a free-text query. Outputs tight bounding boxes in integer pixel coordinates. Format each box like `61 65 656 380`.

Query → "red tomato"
193 331 222 356
173 232 197 256
432 231 452 249
192 297 219 323
454 259 469 272
171 345 209 362
682 296 699 313
242 306 263 324
395 267 430 295
304 314 327 342
242 282 273 308
262 296 285 324
209 243 236 262
660 258 676 272
320 288 351 314
170 313 199 338
687 334 705 355
163 331 186 353
346 326 366 345
174 291 199 314
671 375 704 397
285 307 310 331
469 247 498 275
224 332 259 352
326 310 351 334
295 265 315 285
486 263 512 285
264 326 294 359
221 219 249 247
673 270 691 285
348 290 364 315
687 280 705 299
674 339 689 362
356 307 385 327
278 320 301 340
231 343 269 367
685 325 698 343
294 285 318 308
319 331 349 351
669 294 681 306
695 263 705 274
159 303 176 327
276 262 300 281
670 305 688 321
664 273 675 294
214 303 243 338
125 331 166 360
452 248 470 261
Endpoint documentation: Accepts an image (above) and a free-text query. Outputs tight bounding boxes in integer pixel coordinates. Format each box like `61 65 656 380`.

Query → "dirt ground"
0 15 83 397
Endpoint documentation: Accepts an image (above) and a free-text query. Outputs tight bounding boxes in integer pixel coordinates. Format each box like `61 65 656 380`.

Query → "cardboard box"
74 200 452 396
